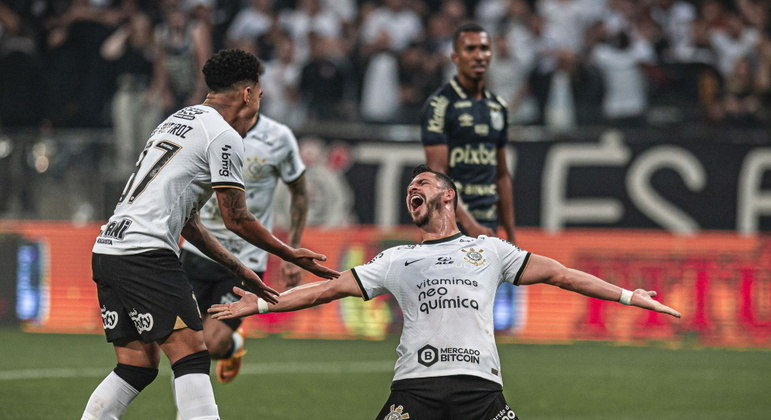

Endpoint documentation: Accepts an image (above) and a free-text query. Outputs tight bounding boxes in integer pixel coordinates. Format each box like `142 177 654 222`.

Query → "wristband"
619 289 634 305
257 298 269 314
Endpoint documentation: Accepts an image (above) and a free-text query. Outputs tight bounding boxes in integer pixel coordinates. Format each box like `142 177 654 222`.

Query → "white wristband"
619 289 634 305
257 298 269 314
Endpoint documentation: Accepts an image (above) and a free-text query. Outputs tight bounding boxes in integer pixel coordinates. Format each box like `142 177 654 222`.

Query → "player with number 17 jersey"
93 104 246 256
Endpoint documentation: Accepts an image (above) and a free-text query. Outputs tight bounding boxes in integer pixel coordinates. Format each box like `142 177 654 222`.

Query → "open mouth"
409 194 425 212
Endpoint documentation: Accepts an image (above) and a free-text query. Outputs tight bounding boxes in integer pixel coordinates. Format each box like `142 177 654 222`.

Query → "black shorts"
92 250 203 343
375 375 518 420
179 249 263 330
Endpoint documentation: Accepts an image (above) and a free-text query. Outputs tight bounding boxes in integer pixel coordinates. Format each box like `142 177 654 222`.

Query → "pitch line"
0 360 395 381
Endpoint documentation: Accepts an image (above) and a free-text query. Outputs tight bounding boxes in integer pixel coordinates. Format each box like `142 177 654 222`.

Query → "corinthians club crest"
461 248 487 266
383 404 410 420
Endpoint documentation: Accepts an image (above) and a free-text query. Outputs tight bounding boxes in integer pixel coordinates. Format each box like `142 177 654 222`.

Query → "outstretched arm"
182 213 279 304
209 270 363 319
519 254 682 318
215 187 340 279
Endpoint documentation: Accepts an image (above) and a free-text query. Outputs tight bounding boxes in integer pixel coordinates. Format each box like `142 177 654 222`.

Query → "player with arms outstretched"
82 49 338 420
210 164 681 419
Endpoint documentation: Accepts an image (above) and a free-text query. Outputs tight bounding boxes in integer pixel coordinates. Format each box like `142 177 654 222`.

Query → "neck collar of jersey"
422 231 463 245
451 77 489 100
249 114 261 132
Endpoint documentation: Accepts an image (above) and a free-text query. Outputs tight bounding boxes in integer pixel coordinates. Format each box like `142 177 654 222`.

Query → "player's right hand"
237 268 280 304
290 248 341 279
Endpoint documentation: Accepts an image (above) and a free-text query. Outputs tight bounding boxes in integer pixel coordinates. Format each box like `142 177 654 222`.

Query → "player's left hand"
630 289 682 318
279 260 303 290
290 248 341 279
237 268 280 304
209 287 259 319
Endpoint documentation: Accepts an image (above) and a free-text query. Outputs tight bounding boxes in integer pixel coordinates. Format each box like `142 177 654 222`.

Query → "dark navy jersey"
420 78 509 225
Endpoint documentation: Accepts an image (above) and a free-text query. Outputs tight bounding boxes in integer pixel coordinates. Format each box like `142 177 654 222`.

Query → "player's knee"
113 363 159 392
171 350 211 378
205 334 234 359
203 325 237 359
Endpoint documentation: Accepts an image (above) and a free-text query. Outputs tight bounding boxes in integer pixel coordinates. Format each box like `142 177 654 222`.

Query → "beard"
411 194 443 228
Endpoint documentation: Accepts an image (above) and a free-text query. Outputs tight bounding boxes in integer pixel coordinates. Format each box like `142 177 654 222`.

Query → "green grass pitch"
0 327 768 419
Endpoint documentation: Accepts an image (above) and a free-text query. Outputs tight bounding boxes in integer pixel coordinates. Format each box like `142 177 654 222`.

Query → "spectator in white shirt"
650 0 697 63
279 0 342 63
591 27 656 125
360 0 423 55
226 0 274 50
261 33 305 127
709 12 759 77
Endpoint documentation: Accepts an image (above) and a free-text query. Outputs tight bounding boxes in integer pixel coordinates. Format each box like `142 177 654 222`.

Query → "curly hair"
202 49 265 92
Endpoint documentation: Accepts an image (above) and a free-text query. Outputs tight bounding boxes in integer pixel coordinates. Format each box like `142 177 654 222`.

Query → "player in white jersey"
179 113 307 383
209 164 682 419
82 49 339 420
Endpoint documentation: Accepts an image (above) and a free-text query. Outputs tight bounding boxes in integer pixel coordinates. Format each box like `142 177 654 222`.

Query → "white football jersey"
93 105 246 255
352 233 531 385
181 114 305 271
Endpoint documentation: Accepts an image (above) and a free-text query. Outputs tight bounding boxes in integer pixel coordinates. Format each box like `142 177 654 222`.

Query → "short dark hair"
452 22 487 51
412 164 459 209
202 49 265 92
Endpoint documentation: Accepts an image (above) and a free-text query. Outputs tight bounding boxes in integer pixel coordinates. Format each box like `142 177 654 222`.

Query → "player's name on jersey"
150 122 195 139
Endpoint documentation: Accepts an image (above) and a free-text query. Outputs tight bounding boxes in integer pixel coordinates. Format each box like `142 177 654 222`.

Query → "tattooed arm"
182 212 279 303
215 187 339 279
279 174 308 289
286 174 308 249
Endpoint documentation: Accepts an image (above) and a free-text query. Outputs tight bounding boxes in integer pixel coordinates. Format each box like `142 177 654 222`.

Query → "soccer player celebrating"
210 164 682 419
82 49 338 420
179 110 308 383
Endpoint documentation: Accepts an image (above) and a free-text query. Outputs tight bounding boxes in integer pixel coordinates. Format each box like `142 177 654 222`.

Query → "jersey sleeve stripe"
350 268 371 301
212 182 245 191
284 169 306 185
513 252 532 286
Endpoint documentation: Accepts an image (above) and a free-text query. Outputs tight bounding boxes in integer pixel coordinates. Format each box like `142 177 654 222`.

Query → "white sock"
171 374 182 420
174 373 220 420
230 331 244 355
81 372 139 420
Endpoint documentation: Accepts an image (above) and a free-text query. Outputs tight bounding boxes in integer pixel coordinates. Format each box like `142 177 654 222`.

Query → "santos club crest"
490 109 504 130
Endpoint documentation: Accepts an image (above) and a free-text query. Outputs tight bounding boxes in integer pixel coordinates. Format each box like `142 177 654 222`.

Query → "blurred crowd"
1 0 771 133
